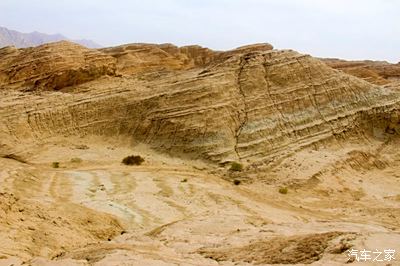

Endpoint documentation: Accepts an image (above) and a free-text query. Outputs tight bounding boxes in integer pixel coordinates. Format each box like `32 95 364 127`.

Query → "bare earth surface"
0 42 399 265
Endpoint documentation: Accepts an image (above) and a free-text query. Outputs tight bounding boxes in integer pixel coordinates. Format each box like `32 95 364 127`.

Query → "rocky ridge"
0 41 399 165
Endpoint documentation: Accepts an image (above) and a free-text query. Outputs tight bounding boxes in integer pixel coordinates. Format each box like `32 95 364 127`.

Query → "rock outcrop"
0 43 399 165
323 58 400 85
101 42 274 75
0 41 116 91
100 43 217 75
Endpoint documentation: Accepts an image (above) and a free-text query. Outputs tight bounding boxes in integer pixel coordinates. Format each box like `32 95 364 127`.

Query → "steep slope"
0 26 101 48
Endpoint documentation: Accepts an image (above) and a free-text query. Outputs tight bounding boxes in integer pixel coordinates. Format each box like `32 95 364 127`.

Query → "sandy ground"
0 136 399 265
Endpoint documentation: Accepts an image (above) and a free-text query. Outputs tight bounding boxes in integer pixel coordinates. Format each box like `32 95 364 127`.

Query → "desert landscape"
0 40 399 266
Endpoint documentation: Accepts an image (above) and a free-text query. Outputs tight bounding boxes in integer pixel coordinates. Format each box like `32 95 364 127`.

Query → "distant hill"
0 26 101 48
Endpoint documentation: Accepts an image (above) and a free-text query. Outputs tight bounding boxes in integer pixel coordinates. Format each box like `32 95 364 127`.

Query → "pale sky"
1 0 399 62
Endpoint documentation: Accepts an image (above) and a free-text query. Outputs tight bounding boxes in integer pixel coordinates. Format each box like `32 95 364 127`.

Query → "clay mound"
323 58 400 85
0 41 116 91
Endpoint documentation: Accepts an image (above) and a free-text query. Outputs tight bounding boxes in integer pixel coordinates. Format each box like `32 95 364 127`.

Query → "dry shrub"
122 155 144 166
230 162 243 172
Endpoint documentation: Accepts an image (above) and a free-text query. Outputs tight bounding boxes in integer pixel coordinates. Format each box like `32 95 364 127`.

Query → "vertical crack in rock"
234 55 249 160
262 53 296 135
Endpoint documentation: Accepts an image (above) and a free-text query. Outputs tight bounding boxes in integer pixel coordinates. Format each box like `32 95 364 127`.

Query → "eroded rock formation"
0 41 116 91
1 41 400 265
100 43 217 75
100 42 274 75
323 58 400 85
0 41 399 166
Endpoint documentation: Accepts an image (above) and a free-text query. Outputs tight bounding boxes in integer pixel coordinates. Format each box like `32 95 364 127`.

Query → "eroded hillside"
323 58 400 86
0 42 116 91
0 41 399 265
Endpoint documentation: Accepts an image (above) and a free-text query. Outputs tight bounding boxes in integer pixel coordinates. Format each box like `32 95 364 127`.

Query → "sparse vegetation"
122 155 144 166
52 162 60 168
233 179 241 185
279 187 288 194
229 162 243 172
181 178 188 183
70 157 82 163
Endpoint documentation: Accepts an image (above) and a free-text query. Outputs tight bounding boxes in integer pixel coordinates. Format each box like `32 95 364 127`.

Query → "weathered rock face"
0 43 399 165
323 58 400 85
101 42 274 75
100 43 218 75
125 50 399 163
0 41 116 91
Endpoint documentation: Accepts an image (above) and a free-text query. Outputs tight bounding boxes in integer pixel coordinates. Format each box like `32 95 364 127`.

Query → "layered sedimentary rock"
0 41 116 91
0 42 399 165
323 58 400 85
101 42 274 75
1 41 400 265
100 43 218 75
